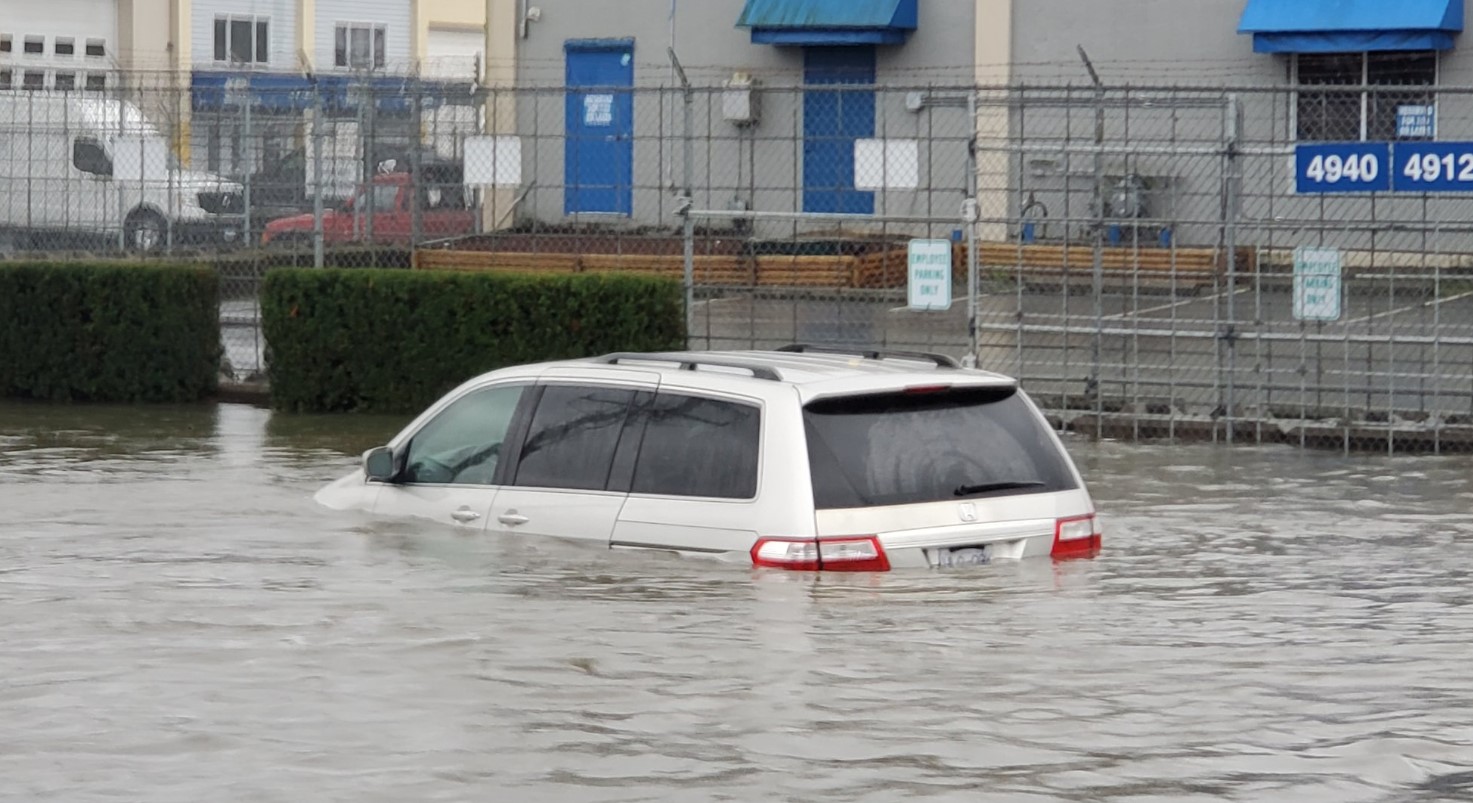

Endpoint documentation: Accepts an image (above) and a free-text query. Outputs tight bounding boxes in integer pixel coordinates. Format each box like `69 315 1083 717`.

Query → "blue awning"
1238 0 1463 53
736 0 917 46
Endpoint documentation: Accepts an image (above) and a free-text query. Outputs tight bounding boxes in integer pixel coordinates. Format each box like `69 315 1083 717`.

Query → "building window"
1 35 12 53
54 71 75 91
85 39 105 57
24 36 44 54
214 16 269 65
334 23 386 70
0 70 12 90
229 127 243 175
206 125 222 173
84 73 105 91
1296 52 1437 142
55 38 74 56
22 70 44 90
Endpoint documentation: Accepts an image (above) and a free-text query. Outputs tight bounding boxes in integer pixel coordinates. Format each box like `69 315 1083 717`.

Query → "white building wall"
316 0 413 74
190 0 299 71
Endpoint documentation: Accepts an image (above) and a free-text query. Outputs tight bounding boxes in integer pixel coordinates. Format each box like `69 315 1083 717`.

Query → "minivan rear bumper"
876 519 1059 569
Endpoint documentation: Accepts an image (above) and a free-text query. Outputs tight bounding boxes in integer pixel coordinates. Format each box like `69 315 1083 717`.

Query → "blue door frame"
565 40 634 215
803 46 876 215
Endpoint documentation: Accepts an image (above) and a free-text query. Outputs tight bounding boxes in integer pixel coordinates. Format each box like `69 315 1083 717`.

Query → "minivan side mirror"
363 446 398 482
72 138 113 177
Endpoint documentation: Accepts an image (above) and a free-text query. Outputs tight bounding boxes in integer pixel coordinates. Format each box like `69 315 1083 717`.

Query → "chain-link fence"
4 73 1472 451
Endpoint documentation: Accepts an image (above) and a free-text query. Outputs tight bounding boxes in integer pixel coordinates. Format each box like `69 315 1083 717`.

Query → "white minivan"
317 347 1103 571
0 93 243 251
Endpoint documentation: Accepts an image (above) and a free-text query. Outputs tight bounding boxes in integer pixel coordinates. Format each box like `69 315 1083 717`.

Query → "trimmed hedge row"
0 262 221 403
261 268 685 413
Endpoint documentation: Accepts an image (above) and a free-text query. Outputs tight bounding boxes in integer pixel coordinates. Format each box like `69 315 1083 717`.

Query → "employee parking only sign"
907 239 953 311
1293 246 1342 322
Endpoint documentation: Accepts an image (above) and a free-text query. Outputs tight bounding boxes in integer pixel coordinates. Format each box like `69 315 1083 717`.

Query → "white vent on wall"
723 72 760 127
854 139 920 191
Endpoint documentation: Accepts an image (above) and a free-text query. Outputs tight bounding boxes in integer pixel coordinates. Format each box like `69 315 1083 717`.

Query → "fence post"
670 49 695 345
312 77 325 269
1079 47 1106 434
411 85 424 247
1223 93 1241 442
243 88 253 248
965 89 981 366
361 79 374 243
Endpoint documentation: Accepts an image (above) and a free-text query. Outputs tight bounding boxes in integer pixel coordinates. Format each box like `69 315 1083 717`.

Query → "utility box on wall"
723 73 760 126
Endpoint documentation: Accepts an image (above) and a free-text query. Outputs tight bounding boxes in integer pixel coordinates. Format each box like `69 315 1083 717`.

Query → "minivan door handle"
497 511 530 526
450 507 481 523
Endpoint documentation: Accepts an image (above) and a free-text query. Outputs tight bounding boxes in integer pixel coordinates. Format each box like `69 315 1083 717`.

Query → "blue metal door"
565 40 634 215
803 47 876 215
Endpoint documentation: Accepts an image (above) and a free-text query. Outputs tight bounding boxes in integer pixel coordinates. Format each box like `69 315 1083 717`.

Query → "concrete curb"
215 380 271 407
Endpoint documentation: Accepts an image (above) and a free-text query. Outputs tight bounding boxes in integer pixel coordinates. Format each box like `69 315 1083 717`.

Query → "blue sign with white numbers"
1295 143 1391 194
1394 143 1473 192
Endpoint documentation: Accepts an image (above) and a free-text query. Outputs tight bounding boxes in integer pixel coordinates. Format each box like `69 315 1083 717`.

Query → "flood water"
2 401 1472 802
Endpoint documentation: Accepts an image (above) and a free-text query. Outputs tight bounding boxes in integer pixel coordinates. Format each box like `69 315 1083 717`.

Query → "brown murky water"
2 401 1472 802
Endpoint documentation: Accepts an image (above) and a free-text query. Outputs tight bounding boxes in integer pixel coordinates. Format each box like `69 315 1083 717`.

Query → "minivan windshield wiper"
954 480 1046 497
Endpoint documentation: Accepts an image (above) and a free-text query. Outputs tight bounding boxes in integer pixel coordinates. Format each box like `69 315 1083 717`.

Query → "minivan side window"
402 384 526 485
512 385 637 491
628 393 760 500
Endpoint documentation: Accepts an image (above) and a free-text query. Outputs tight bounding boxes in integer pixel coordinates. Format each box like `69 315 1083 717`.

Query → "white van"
317 347 1103 571
0 92 243 252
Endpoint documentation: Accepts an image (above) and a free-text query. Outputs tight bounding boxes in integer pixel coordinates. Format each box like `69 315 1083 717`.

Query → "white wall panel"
424 27 483 81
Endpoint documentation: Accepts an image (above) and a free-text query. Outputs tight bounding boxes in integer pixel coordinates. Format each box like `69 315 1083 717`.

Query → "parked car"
260 165 474 247
0 94 243 252
241 143 447 219
316 346 1102 571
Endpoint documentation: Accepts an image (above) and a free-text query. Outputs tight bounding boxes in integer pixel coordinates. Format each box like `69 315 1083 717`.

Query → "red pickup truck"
261 171 476 246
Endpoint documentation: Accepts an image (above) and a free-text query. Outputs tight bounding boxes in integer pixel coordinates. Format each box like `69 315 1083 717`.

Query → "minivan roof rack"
594 353 782 381
776 344 961 369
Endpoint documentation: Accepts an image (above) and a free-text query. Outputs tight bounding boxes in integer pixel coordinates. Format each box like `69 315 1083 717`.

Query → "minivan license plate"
936 546 990 568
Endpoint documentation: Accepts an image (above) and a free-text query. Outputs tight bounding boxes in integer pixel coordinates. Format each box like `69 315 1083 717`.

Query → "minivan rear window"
803 386 1077 509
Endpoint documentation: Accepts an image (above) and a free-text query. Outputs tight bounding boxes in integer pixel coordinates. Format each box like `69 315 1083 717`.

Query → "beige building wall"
115 0 191 159
414 0 518 228
298 0 316 70
115 0 177 74
975 0 1012 242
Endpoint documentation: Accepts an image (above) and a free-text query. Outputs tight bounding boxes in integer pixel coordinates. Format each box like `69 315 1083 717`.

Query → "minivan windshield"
803 386 1078 509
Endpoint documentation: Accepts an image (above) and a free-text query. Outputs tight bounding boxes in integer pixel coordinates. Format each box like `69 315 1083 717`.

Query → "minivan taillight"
1051 514 1102 559
751 536 891 572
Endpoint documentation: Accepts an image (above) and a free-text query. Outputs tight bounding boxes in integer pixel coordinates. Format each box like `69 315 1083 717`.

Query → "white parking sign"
1293 246 1342 322
907 239 953 311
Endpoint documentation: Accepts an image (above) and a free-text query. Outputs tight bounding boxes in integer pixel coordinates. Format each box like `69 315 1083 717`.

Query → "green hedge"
0 262 220 403
261 268 685 413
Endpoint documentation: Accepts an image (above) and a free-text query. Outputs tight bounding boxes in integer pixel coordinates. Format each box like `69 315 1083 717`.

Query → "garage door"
424 27 483 81
2 0 117 88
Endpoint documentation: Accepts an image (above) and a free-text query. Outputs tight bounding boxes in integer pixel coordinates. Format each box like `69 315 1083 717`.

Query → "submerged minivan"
316 347 1102 571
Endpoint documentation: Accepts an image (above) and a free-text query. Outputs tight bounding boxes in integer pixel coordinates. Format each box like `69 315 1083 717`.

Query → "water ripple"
1 404 1471 801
